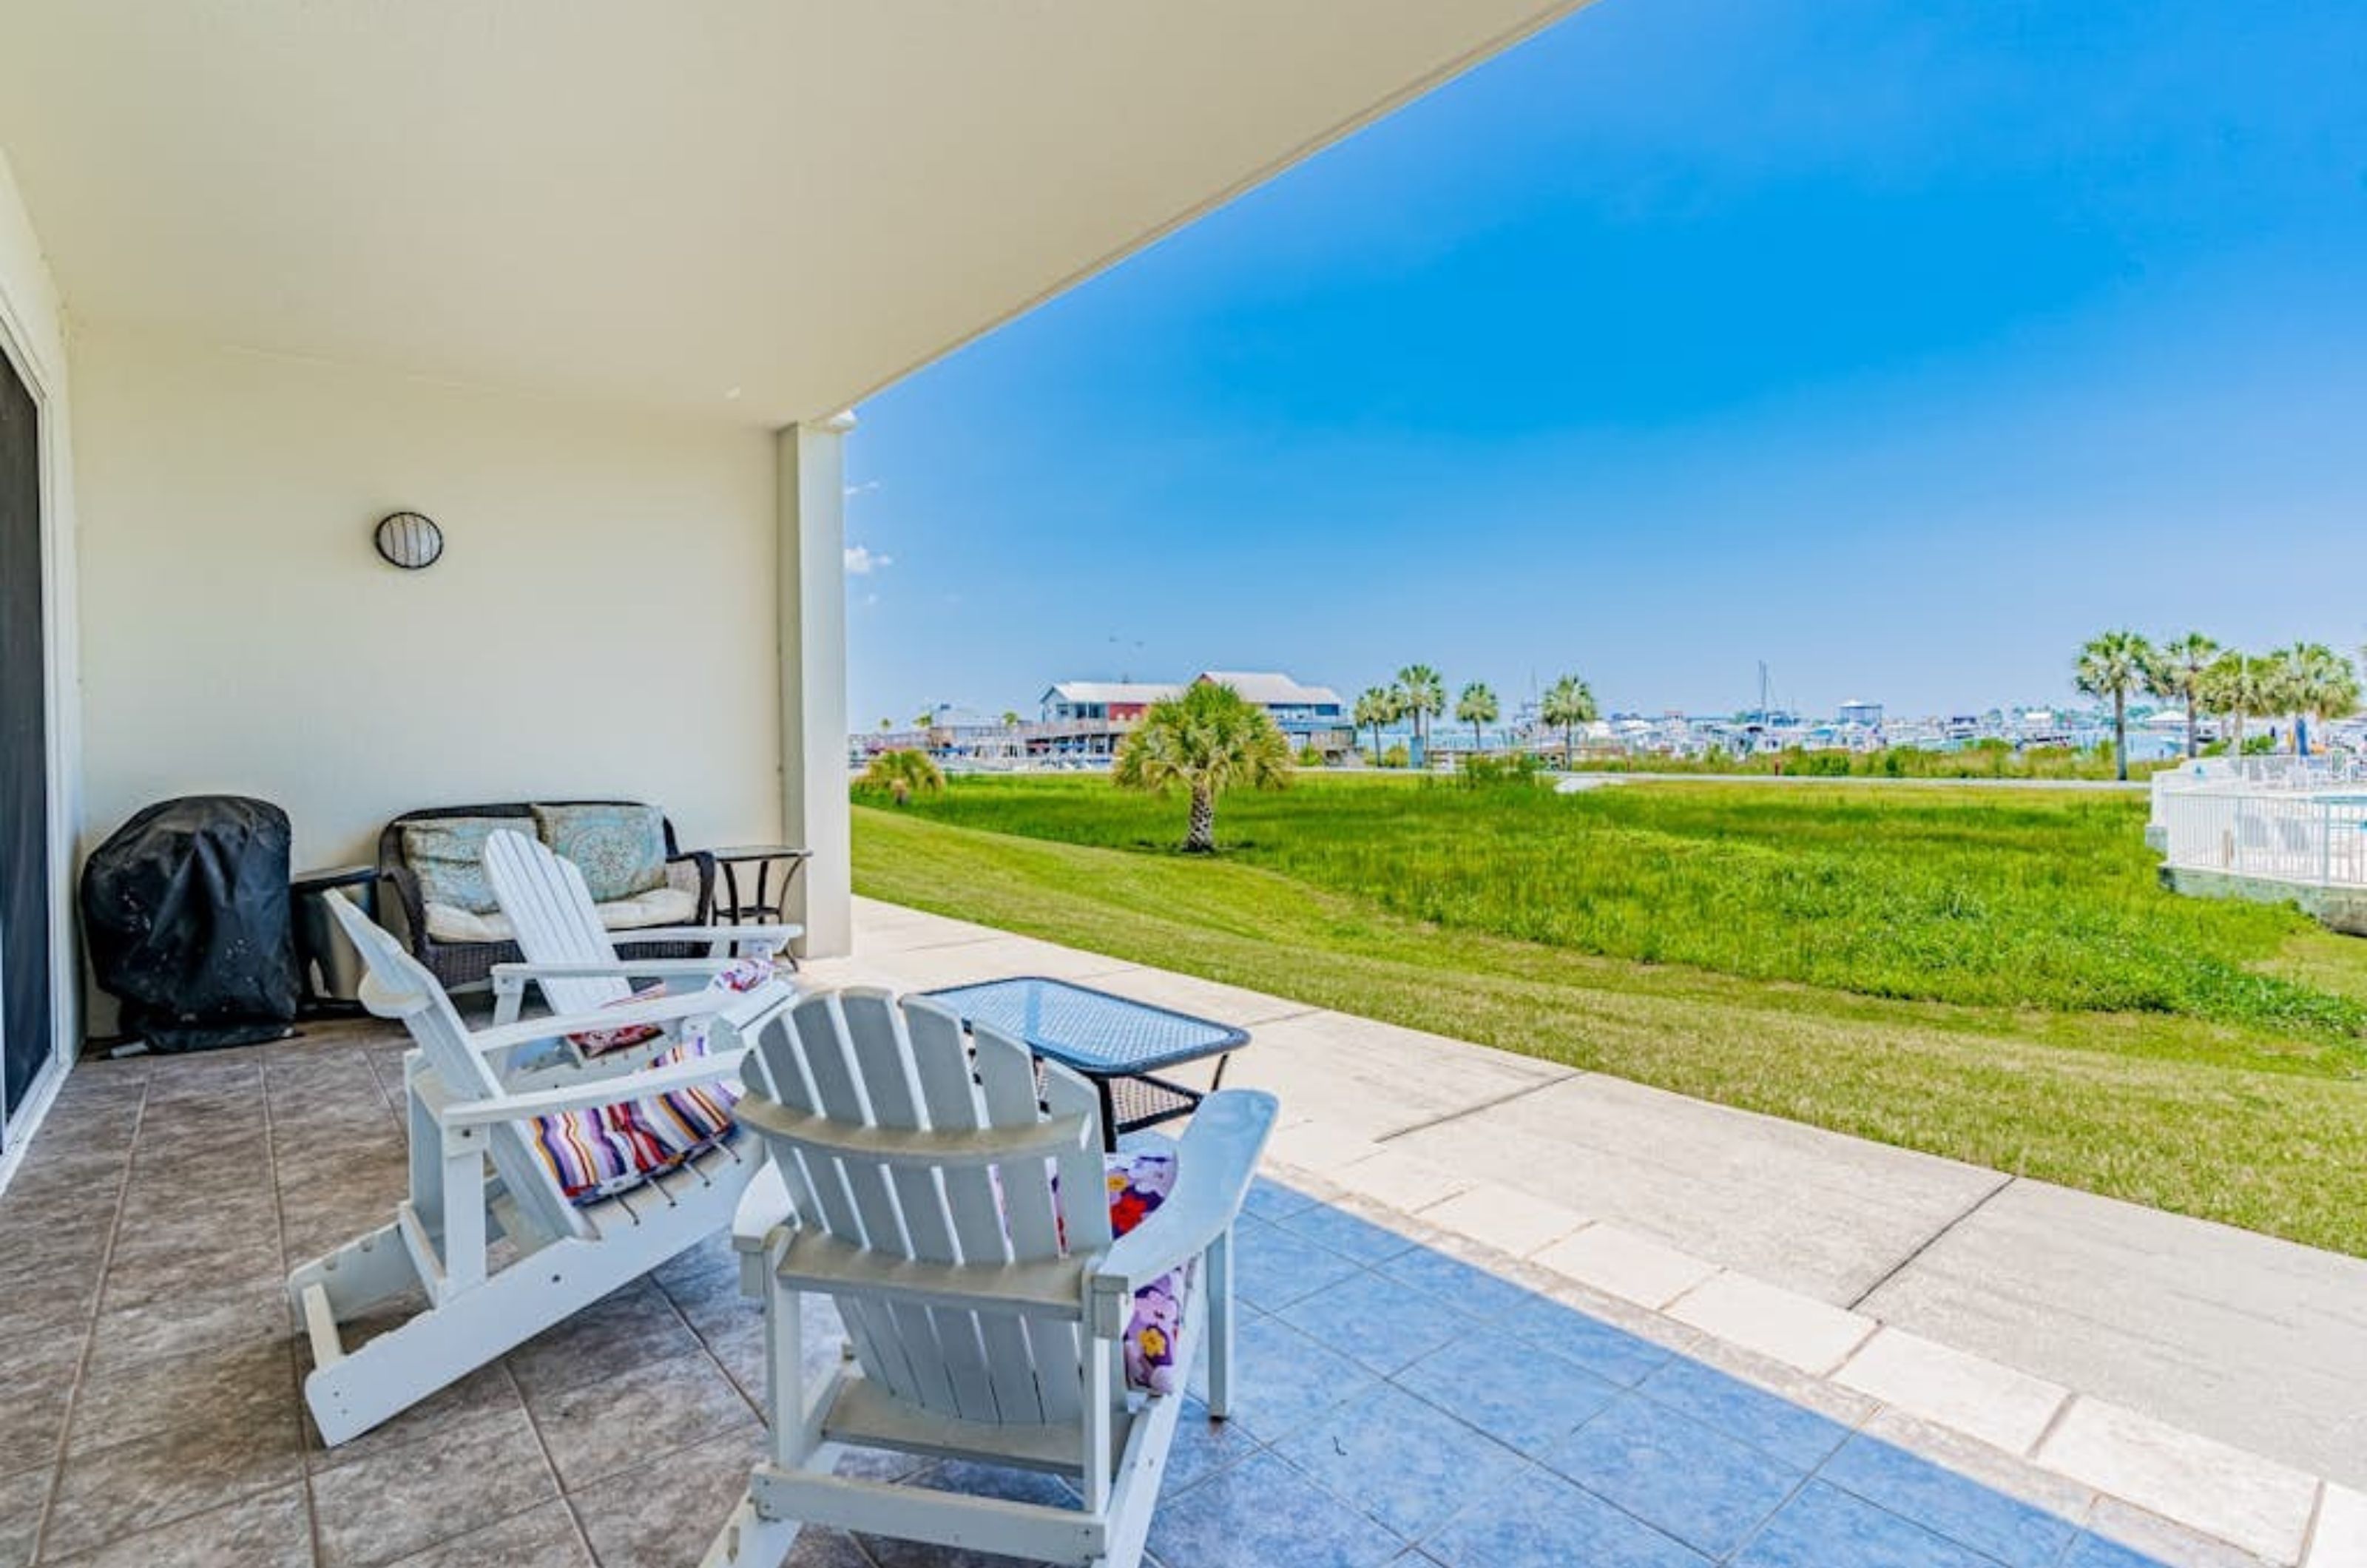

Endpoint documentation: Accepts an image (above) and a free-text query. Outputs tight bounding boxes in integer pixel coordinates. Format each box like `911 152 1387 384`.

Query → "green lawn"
852 774 2367 1257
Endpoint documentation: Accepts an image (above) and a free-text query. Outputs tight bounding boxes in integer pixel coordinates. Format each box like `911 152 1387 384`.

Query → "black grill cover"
81 796 298 1052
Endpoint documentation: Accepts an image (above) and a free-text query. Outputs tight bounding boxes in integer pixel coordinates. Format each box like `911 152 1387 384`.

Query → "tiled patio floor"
0 1026 2212 1568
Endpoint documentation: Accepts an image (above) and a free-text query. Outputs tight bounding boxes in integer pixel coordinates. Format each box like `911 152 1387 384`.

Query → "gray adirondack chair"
705 987 1277 1568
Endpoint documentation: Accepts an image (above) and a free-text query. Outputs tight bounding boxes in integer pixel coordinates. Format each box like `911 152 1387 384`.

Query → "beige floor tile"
1853 1408 2096 1523
2310 1485 2367 1568
1533 1222 1719 1311
527 1348 758 1493
570 1427 766 1568
1261 1120 1383 1175
305 1359 523 1475
1836 1326 2070 1456
385 1501 590 1567
43 1481 312 1568
1415 1181 1587 1259
69 1338 296 1455
0 1466 50 1568
1668 1270 1875 1375
1328 1146 1471 1211
84 1278 291 1374
0 1328 87 1464
309 1404 557 1567
504 1281 700 1402
42 1402 305 1560
2083 1497 2282 1568
2039 1396 2318 1564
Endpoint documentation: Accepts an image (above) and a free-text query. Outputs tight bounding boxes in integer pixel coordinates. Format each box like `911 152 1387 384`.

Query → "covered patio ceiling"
0 0 1590 425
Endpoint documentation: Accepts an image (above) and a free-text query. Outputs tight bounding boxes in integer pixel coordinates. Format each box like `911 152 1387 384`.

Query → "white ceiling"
0 1 1590 425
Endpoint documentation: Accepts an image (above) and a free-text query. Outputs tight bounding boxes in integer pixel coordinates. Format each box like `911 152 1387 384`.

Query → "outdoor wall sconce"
373 510 444 570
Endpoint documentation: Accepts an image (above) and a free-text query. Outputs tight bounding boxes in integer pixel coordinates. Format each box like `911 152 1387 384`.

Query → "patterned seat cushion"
526 961 775 1203
527 1035 740 1204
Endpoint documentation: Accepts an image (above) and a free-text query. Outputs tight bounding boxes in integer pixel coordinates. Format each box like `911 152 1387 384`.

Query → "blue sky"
843 0 2366 726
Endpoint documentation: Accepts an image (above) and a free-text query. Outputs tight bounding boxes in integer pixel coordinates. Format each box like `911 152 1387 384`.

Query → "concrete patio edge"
1272 1150 2343 1568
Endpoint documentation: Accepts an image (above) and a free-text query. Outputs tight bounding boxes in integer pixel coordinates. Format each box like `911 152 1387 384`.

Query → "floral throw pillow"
533 804 668 904
400 817 514 915
1104 1152 1187 1396
990 1149 1190 1394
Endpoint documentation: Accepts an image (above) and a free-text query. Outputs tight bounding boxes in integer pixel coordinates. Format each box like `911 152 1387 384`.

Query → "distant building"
1192 671 1348 750
1837 699 1883 729
1041 681 1181 727
1028 670 1349 758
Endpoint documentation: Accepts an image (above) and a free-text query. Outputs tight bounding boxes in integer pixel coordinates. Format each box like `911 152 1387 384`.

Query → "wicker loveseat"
377 801 716 991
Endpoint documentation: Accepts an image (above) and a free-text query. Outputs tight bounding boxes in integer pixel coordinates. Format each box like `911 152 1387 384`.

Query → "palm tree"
877 717 893 733
1352 686 1399 762
1455 681 1499 754
2278 642 2363 757
858 748 944 805
1395 664 1444 763
913 708 936 731
2074 630 2154 781
2143 632 2220 759
2198 652 2265 756
999 711 1022 729
1539 674 1598 763
1113 681 1290 853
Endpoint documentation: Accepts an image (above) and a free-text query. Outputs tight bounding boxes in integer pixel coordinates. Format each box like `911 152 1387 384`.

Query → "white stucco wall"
71 328 785 872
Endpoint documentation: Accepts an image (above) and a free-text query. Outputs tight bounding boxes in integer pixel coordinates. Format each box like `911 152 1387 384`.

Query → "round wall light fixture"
373 511 445 570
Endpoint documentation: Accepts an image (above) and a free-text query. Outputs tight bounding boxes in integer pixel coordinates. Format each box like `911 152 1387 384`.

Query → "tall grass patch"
889 774 2363 1041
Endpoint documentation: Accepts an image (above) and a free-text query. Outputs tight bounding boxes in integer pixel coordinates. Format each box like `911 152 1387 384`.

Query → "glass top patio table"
919 976 1248 1077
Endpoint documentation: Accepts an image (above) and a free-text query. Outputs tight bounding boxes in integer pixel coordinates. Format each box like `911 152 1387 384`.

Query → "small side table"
710 845 811 927
921 976 1250 1152
291 864 379 1018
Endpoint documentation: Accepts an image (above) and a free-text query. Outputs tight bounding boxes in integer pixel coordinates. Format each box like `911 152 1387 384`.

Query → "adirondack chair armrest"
1086 1089 1279 1339
490 957 757 988
731 1159 797 1265
462 986 772 1059
607 923 805 953
439 1044 753 1128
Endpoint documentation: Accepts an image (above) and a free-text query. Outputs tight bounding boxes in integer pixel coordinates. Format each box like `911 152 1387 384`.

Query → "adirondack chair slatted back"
324 892 587 1246
482 829 633 1016
753 988 1115 1428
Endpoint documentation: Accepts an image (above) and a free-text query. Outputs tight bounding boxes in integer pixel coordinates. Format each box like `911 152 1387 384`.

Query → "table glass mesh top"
920 977 1248 1075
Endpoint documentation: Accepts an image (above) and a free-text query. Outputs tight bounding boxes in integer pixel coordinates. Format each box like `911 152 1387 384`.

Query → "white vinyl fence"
2150 758 2367 889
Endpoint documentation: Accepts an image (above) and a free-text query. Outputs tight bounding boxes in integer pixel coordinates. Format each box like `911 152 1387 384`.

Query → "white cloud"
844 480 882 499
844 544 894 575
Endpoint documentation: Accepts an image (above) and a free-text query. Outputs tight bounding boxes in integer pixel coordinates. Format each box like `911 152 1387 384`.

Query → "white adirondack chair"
482 828 803 1029
288 893 794 1447
706 987 1277 1568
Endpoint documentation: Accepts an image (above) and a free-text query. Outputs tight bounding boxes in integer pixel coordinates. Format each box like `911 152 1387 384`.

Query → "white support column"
777 413 854 959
